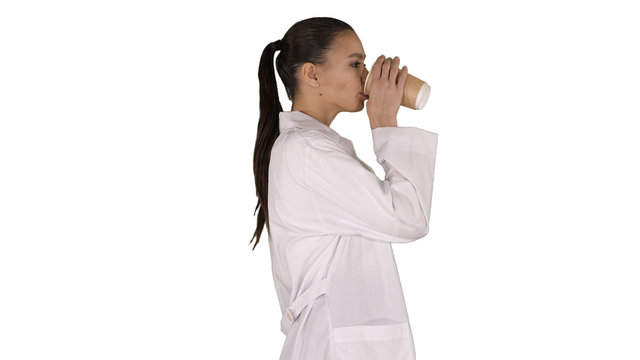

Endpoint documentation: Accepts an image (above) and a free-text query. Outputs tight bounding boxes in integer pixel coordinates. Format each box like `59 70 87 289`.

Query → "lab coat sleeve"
302 126 438 243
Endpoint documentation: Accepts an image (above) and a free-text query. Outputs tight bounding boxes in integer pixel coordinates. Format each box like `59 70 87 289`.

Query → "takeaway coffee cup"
363 64 431 110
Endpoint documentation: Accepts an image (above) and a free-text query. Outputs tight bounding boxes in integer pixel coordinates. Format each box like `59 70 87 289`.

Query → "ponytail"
249 40 282 251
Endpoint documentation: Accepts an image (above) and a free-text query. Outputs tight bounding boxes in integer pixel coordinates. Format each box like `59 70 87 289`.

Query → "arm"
300 126 438 243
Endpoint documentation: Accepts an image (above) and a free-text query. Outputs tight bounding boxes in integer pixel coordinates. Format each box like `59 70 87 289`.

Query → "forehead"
331 31 365 59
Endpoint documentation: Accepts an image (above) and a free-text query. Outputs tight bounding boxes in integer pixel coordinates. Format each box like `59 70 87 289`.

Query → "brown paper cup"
364 67 431 110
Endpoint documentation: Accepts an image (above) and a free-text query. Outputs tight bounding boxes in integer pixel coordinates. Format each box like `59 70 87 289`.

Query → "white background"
1 0 639 359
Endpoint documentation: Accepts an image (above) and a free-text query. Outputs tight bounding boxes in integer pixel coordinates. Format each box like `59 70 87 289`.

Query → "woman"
250 17 438 360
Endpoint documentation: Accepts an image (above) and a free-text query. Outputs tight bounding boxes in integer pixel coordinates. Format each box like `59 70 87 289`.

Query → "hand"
366 55 408 130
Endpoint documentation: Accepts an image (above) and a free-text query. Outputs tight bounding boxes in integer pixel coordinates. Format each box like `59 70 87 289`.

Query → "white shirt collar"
279 110 354 153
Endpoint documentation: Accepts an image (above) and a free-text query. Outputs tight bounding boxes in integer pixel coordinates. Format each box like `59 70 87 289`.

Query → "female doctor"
250 17 438 360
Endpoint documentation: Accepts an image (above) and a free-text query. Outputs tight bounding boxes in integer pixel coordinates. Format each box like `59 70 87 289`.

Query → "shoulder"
279 129 343 154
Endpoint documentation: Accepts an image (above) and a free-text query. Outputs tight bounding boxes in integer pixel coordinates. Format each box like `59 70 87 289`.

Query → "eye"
352 62 366 68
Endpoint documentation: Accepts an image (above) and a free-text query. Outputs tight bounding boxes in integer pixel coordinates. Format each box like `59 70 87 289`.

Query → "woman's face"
315 31 369 112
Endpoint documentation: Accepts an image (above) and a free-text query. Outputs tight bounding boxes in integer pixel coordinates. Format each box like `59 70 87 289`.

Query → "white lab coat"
268 110 438 360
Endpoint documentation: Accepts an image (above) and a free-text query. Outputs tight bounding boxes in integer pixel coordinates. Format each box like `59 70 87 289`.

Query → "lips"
359 92 369 100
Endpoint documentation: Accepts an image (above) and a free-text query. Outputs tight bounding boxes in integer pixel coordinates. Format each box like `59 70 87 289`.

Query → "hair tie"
274 39 282 51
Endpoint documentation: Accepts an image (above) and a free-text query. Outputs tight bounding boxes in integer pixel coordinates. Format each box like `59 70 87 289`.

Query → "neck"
291 101 338 128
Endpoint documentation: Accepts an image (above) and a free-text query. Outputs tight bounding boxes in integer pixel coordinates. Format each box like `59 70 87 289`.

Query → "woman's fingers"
389 56 399 83
381 57 391 79
397 65 408 89
369 54 405 88
370 54 385 84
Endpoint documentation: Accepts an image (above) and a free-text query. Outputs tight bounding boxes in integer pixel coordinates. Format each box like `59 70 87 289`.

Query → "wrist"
370 119 398 130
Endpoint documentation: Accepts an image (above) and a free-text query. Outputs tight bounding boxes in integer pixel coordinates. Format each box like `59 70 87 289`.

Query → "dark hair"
249 17 354 250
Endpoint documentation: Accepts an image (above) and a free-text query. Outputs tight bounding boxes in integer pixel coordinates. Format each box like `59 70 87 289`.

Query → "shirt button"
286 311 293 321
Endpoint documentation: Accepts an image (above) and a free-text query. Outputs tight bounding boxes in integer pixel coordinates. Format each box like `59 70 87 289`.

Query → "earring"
316 82 319 87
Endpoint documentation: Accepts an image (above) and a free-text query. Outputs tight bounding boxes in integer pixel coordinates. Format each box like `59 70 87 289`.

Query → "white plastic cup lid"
415 83 431 110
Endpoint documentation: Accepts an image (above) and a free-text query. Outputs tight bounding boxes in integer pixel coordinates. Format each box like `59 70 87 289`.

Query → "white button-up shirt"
268 110 438 360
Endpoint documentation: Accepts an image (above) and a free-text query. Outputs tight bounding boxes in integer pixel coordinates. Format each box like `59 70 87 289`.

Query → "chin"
341 97 366 113
344 104 364 113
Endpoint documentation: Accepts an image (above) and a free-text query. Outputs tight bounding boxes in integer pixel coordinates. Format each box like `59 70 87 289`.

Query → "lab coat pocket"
332 322 413 360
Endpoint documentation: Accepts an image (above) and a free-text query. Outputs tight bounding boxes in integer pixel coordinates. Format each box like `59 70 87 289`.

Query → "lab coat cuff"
371 126 438 156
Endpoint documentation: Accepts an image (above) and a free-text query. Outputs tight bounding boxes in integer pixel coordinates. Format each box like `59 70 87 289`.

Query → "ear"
300 62 320 88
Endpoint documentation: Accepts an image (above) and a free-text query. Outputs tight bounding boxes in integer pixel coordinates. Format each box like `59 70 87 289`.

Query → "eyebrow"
347 52 366 59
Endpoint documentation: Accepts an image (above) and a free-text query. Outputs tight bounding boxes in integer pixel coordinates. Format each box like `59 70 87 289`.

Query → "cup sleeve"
302 126 438 243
